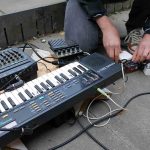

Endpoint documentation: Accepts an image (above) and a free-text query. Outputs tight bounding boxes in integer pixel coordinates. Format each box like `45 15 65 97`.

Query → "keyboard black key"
60 73 69 80
73 67 82 74
7 97 16 107
55 76 64 83
40 82 49 90
1 101 9 110
25 89 33 98
18 92 27 101
68 69 77 77
77 65 87 72
46 80 55 87
35 85 43 93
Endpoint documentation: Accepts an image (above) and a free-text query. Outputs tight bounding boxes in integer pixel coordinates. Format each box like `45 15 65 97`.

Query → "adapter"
143 63 150 76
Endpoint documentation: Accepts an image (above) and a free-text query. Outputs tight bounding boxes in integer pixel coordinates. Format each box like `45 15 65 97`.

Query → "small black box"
48 39 83 58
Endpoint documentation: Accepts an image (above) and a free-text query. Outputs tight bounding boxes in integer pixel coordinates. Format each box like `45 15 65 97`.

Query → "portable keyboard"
0 53 122 147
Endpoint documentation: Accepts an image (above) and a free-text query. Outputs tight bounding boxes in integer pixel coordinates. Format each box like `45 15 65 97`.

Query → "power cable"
48 92 150 150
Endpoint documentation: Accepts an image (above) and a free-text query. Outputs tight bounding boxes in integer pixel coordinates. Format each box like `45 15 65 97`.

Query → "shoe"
124 28 144 54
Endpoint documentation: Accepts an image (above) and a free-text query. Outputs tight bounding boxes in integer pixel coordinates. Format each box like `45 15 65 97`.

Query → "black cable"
0 55 56 91
0 127 33 135
25 43 66 66
48 92 150 150
77 119 110 150
23 43 57 63
37 62 51 72
21 43 73 66
22 43 39 51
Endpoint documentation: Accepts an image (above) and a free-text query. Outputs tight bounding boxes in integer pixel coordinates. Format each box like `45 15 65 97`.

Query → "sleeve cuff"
143 17 150 34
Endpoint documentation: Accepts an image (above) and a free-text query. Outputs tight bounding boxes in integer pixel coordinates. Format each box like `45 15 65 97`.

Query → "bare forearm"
96 16 114 32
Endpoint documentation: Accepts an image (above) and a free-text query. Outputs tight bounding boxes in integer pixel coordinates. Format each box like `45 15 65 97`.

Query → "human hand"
132 34 150 62
96 16 121 62
102 25 121 62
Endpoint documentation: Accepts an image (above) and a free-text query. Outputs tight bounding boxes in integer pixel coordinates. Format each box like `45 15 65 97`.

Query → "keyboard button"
40 82 49 90
46 80 55 88
7 97 16 107
68 69 77 77
18 92 27 101
25 90 33 98
60 73 69 81
55 75 64 83
77 65 87 72
73 67 82 74
35 85 43 93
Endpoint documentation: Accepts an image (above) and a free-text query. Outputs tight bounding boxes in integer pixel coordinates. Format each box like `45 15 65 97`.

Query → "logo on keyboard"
99 62 115 72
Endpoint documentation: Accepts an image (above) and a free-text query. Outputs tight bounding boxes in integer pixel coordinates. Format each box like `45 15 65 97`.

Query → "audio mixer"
0 47 38 90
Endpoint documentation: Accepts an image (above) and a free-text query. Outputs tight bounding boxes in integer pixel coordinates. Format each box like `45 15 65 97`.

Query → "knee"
65 28 100 52
64 0 100 52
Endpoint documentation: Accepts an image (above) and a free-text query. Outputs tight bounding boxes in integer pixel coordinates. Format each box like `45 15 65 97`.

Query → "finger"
146 52 150 60
105 46 115 60
137 44 145 62
132 49 138 62
114 45 121 62
139 50 146 62
143 48 150 60
133 46 142 62
109 46 115 61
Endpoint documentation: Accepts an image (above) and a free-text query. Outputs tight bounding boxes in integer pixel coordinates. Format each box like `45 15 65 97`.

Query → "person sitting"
64 0 150 62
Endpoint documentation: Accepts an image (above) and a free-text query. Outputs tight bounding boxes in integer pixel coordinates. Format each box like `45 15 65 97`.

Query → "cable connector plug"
51 60 70 67
97 88 110 99
21 127 33 135
5 80 24 92
97 88 127 111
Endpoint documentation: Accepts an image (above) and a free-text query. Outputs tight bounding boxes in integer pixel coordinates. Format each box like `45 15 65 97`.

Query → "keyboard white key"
75 62 88 71
11 90 24 104
0 94 13 109
26 81 40 96
5 92 20 105
31 79 46 93
36 77 51 89
69 62 85 74
47 73 61 86
21 83 35 97
17 87 30 100
42 75 55 88
59 65 74 79
68 63 80 74
51 70 66 83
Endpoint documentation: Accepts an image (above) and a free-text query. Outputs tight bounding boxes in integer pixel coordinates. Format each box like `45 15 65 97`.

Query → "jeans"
64 0 101 52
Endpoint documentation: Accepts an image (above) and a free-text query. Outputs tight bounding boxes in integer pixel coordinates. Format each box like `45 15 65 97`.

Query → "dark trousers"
126 0 150 33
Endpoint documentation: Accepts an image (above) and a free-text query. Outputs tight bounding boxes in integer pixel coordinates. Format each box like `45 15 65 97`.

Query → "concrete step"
0 0 66 48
